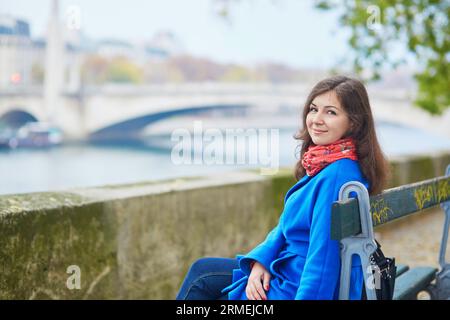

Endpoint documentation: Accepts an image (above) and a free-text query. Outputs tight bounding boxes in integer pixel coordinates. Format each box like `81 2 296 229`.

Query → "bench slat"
331 175 450 240
393 267 437 300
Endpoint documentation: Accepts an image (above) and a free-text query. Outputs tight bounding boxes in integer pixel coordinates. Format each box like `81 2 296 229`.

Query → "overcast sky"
1 0 351 68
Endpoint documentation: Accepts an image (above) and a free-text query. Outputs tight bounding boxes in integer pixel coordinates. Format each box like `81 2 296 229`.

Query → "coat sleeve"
239 222 285 276
295 170 344 300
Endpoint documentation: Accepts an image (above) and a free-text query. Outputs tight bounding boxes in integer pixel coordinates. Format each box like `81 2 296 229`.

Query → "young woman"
176 75 390 300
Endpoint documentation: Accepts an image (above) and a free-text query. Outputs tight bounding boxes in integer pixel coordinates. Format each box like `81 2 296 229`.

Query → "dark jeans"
176 257 239 300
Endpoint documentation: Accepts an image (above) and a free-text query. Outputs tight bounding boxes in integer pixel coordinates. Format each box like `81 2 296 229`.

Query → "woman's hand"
246 261 271 300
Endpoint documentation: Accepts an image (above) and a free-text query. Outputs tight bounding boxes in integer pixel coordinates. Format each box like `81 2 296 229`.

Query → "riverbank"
0 151 449 299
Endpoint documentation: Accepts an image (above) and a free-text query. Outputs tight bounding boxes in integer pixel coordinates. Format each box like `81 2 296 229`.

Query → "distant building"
145 30 183 60
0 13 84 90
0 15 33 87
94 30 183 63
0 15 30 37
95 39 136 59
0 12 184 89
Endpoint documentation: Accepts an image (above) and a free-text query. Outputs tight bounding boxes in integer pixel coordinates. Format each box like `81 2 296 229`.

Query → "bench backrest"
332 165 450 300
331 175 450 241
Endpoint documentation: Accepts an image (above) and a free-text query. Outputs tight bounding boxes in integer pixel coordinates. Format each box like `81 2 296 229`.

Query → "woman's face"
306 90 351 146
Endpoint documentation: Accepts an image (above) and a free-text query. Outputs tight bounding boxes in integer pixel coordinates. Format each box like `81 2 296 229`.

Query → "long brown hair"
294 75 390 195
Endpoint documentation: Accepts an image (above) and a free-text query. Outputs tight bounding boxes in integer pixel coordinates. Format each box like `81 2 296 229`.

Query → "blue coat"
221 158 369 300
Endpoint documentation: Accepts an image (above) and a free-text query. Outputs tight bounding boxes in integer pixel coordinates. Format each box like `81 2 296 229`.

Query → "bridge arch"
89 103 250 141
0 109 39 128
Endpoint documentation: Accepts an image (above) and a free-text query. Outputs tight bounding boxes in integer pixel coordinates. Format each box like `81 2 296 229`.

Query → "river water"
1 119 449 196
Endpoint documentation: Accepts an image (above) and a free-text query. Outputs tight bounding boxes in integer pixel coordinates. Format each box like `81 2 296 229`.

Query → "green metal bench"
393 266 438 300
331 165 450 300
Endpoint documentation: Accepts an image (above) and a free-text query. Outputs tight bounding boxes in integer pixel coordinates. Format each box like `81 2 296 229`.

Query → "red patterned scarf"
302 137 358 177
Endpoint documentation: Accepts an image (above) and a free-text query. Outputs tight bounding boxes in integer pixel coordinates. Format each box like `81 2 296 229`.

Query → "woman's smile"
312 129 327 135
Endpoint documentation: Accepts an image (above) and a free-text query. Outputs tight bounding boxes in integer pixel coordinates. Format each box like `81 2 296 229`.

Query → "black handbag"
362 239 397 300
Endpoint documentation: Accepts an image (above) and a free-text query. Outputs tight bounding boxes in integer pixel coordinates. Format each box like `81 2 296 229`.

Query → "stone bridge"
1 83 449 140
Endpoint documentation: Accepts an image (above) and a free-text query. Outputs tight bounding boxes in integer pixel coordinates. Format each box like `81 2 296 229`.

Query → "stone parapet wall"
0 151 448 299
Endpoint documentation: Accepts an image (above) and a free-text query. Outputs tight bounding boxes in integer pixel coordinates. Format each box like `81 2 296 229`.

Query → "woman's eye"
309 107 336 115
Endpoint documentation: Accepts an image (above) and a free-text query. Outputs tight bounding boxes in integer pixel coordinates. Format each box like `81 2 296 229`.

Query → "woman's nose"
313 113 325 124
